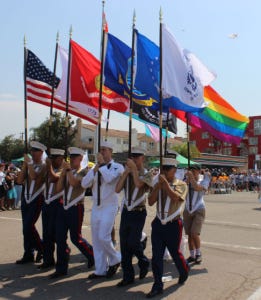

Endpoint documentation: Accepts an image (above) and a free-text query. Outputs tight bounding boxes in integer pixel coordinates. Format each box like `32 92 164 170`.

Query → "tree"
30 112 77 150
172 142 200 159
0 135 24 162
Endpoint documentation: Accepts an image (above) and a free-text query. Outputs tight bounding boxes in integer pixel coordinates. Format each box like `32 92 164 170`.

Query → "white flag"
162 24 216 108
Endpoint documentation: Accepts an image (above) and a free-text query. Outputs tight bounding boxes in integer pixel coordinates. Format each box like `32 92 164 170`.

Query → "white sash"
157 192 181 225
45 183 64 204
24 165 45 204
63 170 85 210
125 176 146 211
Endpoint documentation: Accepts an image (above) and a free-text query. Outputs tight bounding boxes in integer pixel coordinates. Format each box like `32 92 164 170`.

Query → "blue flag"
104 33 155 106
134 30 206 113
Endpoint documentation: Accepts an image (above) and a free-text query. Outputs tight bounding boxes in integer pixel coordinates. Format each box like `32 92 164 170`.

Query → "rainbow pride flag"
171 85 249 145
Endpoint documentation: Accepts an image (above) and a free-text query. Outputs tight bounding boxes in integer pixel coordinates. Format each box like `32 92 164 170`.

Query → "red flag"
70 40 129 112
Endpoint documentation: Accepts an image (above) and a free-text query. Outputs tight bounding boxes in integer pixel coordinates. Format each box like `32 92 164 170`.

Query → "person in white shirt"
82 141 124 279
183 164 210 265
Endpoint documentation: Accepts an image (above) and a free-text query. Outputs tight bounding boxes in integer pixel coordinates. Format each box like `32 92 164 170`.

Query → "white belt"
63 192 85 210
45 183 64 205
24 183 45 204
157 207 181 225
125 177 146 211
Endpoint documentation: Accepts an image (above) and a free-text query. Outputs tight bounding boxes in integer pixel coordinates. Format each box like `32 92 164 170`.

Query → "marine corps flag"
70 40 129 112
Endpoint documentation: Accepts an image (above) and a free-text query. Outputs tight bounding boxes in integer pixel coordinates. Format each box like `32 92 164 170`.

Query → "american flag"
25 49 98 124
26 49 60 104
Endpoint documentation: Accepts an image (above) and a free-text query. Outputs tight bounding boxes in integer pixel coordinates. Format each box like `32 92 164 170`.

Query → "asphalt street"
0 191 261 300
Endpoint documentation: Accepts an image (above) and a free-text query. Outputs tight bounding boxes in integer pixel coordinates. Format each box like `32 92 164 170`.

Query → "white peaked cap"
68 147 85 156
30 141 47 152
165 150 179 157
100 141 113 150
131 147 146 155
162 157 178 167
50 148 65 156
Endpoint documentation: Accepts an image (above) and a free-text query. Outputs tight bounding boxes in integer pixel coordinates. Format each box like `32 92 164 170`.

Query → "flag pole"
97 0 106 206
164 111 169 155
159 8 165 220
127 10 136 207
105 109 110 141
48 31 59 154
159 8 163 169
46 32 59 200
186 113 192 211
65 26 73 157
23 35 30 197
23 35 28 154
64 26 72 207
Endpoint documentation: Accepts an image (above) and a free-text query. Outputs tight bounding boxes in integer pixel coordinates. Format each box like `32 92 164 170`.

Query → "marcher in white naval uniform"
82 141 124 279
146 158 189 298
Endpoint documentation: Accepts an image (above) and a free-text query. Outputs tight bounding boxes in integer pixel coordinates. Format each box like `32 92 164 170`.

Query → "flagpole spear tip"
159 7 163 23
56 31 59 43
133 9 136 25
23 35 26 47
69 25 73 39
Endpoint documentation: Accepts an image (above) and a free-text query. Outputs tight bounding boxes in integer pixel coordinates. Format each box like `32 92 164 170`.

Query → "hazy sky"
0 0 260 140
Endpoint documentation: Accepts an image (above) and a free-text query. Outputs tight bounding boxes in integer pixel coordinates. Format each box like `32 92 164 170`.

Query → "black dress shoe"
37 262 55 270
116 279 134 287
87 255 95 269
88 273 105 279
35 251 43 263
16 256 34 264
146 289 163 298
139 261 150 279
49 271 67 279
178 272 188 285
106 262 120 278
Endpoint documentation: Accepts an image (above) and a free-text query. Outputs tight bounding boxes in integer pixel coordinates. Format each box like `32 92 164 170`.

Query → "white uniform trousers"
91 203 121 275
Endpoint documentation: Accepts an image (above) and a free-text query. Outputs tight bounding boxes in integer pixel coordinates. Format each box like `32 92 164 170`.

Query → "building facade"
74 118 184 157
189 115 261 169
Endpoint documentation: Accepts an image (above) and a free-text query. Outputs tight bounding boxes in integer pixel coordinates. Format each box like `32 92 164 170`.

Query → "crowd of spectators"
0 163 22 211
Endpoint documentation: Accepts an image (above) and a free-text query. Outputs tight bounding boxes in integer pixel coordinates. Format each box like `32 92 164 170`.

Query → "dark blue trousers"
151 217 189 290
21 194 44 257
41 199 60 265
55 202 93 274
119 207 149 281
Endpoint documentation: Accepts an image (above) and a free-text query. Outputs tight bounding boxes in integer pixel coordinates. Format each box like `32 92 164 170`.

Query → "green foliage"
172 142 200 159
0 135 24 162
30 112 77 150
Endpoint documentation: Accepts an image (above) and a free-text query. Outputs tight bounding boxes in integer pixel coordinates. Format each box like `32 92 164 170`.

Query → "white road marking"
247 286 261 300
0 216 22 221
206 219 261 229
202 241 261 251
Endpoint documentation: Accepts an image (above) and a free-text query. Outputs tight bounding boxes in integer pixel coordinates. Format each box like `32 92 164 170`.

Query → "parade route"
1 191 261 300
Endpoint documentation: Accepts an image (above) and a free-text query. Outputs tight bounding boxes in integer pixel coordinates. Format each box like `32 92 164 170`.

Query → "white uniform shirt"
82 159 124 207
185 175 210 214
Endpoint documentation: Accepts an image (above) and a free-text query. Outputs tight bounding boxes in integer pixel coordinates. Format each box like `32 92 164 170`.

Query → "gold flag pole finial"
159 7 163 23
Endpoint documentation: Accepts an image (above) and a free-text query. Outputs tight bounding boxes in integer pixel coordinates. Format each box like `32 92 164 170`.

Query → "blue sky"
0 0 260 140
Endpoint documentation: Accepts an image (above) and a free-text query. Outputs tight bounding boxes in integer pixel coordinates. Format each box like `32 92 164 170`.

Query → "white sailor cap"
162 157 178 168
131 147 145 156
68 147 85 156
50 148 65 156
165 149 179 158
30 141 47 152
100 141 113 150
